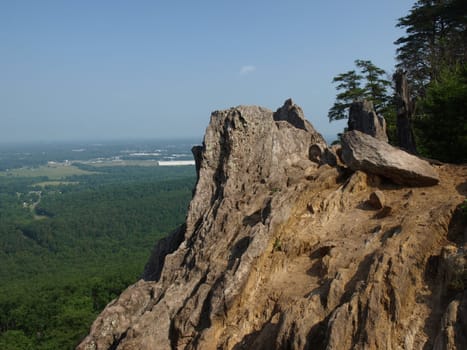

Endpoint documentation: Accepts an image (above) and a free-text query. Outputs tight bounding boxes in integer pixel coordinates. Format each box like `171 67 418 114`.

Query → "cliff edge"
78 100 467 350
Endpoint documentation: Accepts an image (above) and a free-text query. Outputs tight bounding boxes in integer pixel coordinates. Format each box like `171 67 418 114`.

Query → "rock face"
78 101 467 350
394 69 417 154
348 100 388 142
341 130 439 186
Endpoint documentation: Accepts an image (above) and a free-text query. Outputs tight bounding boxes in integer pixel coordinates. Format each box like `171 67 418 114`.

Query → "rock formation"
394 70 417 154
348 100 388 142
340 130 439 186
78 100 467 350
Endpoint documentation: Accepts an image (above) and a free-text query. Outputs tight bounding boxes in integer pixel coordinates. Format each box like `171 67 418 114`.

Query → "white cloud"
239 65 256 75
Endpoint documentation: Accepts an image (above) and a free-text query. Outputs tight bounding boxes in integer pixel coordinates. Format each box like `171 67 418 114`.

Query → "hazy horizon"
1 1 413 143
0 135 204 146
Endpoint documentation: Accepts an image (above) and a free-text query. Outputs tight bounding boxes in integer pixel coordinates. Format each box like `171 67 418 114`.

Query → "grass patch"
34 180 80 187
1 165 98 180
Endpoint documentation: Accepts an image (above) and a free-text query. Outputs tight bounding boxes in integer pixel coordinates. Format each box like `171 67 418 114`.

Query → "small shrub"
270 187 281 194
445 253 465 292
273 237 282 252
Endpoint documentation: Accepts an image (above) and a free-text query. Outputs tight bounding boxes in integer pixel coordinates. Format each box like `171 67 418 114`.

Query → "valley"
0 139 197 349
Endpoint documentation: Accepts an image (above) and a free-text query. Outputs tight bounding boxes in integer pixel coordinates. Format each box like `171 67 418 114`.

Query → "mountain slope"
78 100 467 350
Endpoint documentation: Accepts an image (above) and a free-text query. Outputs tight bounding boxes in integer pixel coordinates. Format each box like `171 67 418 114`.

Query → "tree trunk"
393 70 417 154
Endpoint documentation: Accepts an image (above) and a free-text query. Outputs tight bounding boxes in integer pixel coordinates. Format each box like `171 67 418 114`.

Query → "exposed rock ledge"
78 100 467 350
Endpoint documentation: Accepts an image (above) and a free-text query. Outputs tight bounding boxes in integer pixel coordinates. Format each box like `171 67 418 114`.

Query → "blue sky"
0 0 414 143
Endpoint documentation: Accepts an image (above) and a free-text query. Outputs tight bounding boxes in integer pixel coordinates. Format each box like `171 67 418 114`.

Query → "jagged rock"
439 245 465 293
273 98 310 132
191 145 203 181
348 99 388 141
78 99 326 350
330 143 343 163
341 130 439 186
432 245 467 349
433 298 465 350
368 190 385 209
79 101 467 350
394 70 417 154
309 143 337 166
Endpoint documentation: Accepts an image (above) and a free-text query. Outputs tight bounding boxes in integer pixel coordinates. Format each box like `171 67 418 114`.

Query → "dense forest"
0 162 196 349
329 0 466 163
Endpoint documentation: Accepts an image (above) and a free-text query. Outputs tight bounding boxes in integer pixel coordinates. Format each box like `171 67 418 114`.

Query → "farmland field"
0 164 98 179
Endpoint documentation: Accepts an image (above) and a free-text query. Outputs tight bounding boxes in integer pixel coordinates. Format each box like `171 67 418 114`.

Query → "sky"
0 0 414 143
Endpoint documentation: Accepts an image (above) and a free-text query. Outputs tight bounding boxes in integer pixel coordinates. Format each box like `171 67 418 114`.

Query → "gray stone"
273 98 307 131
348 100 388 142
341 130 439 186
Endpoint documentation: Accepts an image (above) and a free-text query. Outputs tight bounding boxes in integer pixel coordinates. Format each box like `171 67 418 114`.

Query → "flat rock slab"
341 130 439 186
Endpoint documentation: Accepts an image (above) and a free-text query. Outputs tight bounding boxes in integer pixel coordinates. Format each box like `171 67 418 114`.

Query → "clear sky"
0 0 414 143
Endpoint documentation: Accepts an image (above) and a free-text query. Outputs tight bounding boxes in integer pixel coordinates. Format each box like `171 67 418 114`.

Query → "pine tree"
417 64 467 162
395 0 467 95
328 60 391 122
328 70 365 121
355 60 392 114
395 0 466 161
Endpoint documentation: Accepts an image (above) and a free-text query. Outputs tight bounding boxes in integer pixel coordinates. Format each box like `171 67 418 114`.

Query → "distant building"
157 160 195 166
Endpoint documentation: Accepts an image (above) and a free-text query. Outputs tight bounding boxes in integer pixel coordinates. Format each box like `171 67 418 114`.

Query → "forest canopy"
0 161 196 349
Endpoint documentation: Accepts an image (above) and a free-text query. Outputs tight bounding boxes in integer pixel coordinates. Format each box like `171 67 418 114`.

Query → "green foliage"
328 60 392 122
384 106 398 145
415 64 467 163
355 59 392 113
393 0 467 160
270 187 281 194
328 69 365 121
395 0 467 96
0 330 34 350
0 271 140 350
0 163 196 349
273 237 282 252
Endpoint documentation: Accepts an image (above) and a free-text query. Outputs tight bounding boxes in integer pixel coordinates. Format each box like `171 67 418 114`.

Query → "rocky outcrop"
341 130 439 186
78 99 326 349
348 100 388 142
78 101 467 350
394 69 417 154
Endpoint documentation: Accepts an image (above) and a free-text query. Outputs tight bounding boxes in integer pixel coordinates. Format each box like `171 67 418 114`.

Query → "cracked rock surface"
78 100 467 350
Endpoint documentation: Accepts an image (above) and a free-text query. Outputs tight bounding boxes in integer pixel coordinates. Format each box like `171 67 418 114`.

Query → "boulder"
341 130 439 186
348 100 388 142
